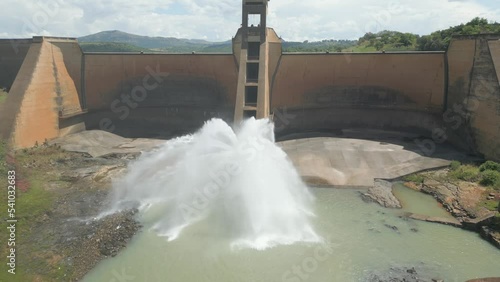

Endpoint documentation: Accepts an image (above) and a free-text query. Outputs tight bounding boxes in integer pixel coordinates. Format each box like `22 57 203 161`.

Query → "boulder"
360 179 402 208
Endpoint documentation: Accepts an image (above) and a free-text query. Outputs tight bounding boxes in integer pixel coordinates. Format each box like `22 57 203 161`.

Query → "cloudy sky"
0 0 499 42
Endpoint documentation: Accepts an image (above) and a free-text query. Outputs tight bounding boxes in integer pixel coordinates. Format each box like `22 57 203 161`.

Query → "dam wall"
0 37 84 148
0 39 32 90
82 53 239 137
1 34 499 161
81 51 448 139
271 52 447 137
446 35 500 161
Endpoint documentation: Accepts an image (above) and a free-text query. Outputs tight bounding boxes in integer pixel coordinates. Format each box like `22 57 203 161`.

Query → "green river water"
83 185 500 282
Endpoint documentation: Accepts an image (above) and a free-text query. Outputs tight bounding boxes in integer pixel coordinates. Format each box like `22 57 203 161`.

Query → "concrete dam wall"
271 52 446 138
0 35 499 161
82 51 446 139
446 35 500 161
0 37 84 147
0 39 32 90
82 53 238 137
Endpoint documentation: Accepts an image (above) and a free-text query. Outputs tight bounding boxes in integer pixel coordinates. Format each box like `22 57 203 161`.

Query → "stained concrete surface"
280 136 469 187
52 129 471 187
51 130 164 158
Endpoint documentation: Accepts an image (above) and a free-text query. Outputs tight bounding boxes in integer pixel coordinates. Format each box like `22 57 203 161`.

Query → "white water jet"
108 118 320 250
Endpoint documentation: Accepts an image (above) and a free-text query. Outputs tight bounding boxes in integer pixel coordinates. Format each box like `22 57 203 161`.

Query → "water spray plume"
108 118 320 250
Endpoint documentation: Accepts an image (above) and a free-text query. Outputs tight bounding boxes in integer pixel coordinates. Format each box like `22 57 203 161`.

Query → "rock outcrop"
360 179 402 208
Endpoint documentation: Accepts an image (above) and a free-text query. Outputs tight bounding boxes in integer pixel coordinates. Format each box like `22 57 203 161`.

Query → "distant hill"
78 18 500 53
78 30 230 53
356 17 500 52
283 40 357 52
77 30 356 53
79 42 152 52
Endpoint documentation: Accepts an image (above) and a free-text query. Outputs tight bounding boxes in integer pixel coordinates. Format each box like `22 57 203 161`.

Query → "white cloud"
0 0 498 41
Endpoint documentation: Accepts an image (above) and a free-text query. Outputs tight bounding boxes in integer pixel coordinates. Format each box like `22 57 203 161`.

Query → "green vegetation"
79 30 232 53
449 164 481 182
403 174 425 184
404 160 500 191
450 160 461 171
0 88 7 104
480 160 500 172
79 41 234 53
404 160 500 213
200 43 232 53
480 170 500 189
79 17 500 53
0 143 74 281
80 42 152 52
480 198 499 212
477 160 500 190
418 17 500 51
355 17 500 52
447 161 500 190
0 140 8 183
283 40 357 53
358 30 419 51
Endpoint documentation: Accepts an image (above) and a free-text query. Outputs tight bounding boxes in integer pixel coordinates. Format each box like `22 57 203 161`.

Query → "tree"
399 33 415 47
375 41 384 51
467 17 488 27
417 17 500 51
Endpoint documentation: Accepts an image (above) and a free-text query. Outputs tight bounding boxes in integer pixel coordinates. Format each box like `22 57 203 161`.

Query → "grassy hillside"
283 40 357 52
79 41 233 53
199 42 232 53
79 30 225 53
79 42 152 52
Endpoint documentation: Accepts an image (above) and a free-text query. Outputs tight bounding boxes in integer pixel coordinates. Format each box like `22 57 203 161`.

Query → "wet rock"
384 224 400 233
92 165 127 183
407 267 416 274
404 169 500 249
406 213 462 228
479 226 500 249
365 266 441 282
70 209 141 279
61 166 101 181
360 179 402 209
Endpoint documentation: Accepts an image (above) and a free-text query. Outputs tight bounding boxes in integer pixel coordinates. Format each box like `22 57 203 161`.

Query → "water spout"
108 118 320 250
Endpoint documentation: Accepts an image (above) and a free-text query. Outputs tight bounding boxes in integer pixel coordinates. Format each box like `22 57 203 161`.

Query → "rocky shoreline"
405 173 500 249
360 170 500 250
2 144 143 281
52 155 142 281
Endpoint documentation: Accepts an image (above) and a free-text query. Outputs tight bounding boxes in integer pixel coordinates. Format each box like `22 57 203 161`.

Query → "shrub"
403 174 425 184
479 170 500 187
479 160 500 172
449 165 480 182
491 174 500 191
450 161 461 170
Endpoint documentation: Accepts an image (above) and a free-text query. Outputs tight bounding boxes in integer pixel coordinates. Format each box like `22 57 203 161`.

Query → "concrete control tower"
233 0 282 122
